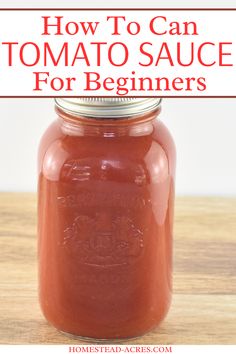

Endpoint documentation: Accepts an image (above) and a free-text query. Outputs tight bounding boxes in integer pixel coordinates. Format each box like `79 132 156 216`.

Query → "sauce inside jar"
38 98 176 339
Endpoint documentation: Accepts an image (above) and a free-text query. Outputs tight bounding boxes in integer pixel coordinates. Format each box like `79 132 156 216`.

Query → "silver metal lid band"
55 98 162 119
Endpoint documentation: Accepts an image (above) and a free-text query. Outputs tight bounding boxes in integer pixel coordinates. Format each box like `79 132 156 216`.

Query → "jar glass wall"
38 98 176 340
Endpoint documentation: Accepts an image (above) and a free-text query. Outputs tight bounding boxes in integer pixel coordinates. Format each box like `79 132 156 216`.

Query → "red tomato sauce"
38 102 176 339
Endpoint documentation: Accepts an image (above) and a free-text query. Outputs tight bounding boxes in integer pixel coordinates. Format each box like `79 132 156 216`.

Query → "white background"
0 0 236 195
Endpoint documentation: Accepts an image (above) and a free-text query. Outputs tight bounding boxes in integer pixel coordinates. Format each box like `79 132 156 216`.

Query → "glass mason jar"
38 98 176 340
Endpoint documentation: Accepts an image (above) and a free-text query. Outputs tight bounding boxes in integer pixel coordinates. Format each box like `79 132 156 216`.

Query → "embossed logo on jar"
57 193 146 209
62 213 144 266
62 160 91 181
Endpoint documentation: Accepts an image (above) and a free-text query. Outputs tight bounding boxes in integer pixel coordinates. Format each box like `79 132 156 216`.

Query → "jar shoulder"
143 120 176 183
152 119 176 171
38 119 63 174
38 119 176 183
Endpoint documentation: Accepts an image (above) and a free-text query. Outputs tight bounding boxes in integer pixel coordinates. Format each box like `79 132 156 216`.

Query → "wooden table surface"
0 193 235 344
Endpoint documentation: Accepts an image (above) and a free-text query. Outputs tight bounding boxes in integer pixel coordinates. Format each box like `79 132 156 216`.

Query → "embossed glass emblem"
63 213 144 266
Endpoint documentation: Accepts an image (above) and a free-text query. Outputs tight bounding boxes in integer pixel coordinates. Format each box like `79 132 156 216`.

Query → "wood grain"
0 193 235 344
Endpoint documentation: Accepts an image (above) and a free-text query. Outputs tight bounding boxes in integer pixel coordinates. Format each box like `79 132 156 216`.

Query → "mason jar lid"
55 98 161 119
